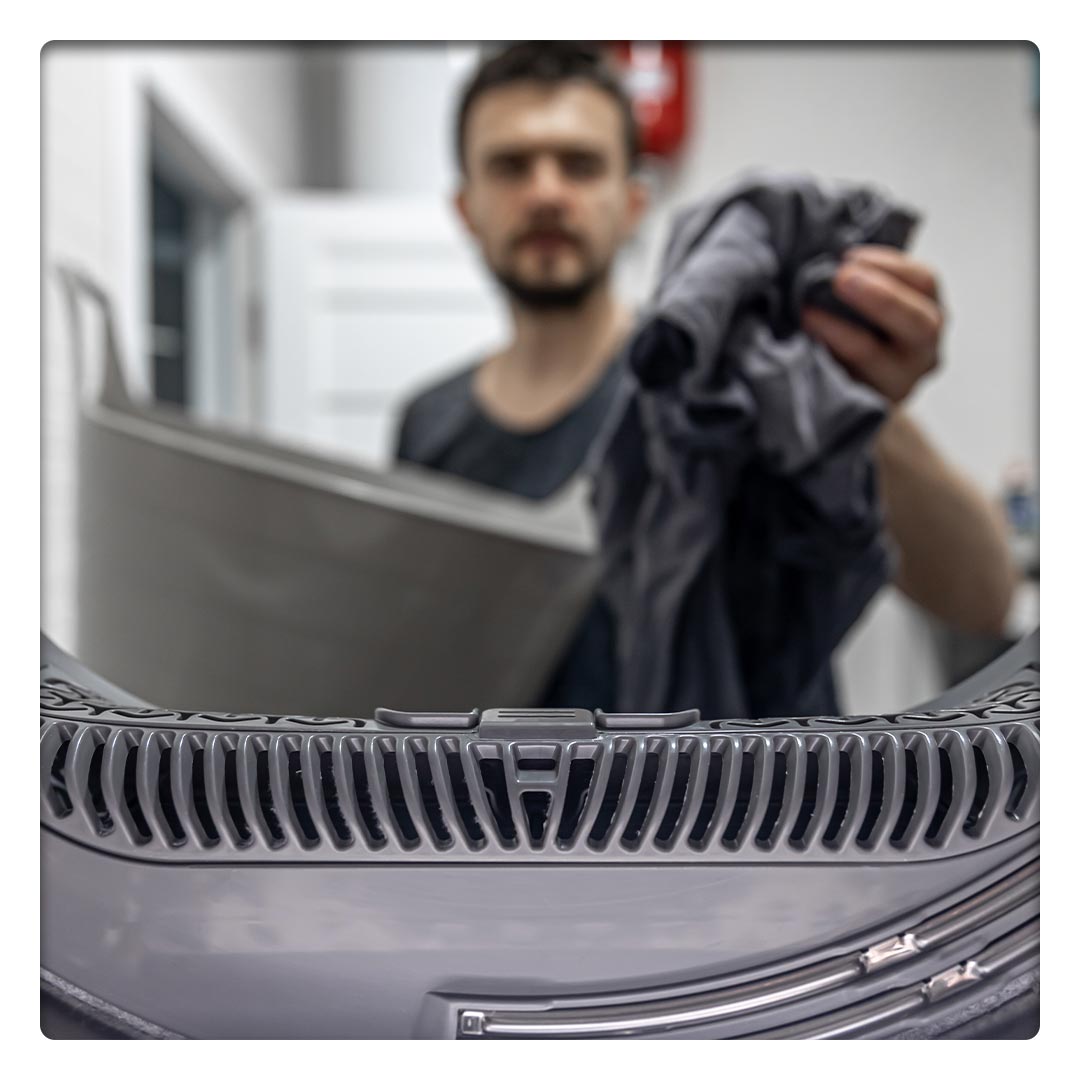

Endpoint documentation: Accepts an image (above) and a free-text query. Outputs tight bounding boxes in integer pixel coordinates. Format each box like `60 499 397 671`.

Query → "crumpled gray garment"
589 171 920 718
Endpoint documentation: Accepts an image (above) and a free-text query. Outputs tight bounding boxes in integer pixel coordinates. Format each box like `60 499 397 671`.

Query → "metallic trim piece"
924 960 985 1003
859 858 1040 973
459 1011 485 1036
463 960 858 1038
861 934 921 973
457 861 1038 1038
748 920 1039 1040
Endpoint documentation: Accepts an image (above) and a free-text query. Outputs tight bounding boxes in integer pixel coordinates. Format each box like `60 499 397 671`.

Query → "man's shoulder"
395 358 482 463
402 359 479 414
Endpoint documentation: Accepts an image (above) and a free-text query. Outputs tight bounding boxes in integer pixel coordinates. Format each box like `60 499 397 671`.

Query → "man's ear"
453 186 477 238
622 175 650 238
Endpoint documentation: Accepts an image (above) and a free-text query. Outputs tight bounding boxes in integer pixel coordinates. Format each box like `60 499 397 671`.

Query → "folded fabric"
589 170 920 718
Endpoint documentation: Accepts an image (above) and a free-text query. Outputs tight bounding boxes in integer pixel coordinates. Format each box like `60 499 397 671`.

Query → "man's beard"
492 264 609 311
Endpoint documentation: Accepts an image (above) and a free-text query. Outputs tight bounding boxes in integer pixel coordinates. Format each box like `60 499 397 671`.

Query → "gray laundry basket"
54 266 601 719
39 630 1039 1039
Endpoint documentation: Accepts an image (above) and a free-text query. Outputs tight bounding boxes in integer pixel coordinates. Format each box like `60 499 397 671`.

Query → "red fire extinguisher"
608 42 691 160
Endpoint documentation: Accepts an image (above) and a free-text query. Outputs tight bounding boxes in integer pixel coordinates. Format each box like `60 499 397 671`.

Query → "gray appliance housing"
40 632 1039 1039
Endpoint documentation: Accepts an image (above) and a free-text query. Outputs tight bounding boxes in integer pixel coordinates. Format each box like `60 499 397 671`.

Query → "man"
396 42 1016 713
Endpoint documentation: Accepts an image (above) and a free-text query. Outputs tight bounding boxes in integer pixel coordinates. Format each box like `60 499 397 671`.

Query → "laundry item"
592 171 920 717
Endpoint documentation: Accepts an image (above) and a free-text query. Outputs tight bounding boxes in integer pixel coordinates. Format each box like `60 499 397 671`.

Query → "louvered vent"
40 720 1040 863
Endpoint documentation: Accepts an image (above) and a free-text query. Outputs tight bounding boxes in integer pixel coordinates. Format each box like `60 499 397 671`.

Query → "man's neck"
474 285 633 431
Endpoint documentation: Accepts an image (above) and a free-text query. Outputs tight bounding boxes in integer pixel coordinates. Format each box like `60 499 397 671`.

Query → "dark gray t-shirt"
395 359 624 498
395 354 847 718
395 358 624 710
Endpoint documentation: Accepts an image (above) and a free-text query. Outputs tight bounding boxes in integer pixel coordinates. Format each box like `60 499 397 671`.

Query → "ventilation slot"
87 741 114 836
621 750 661 848
655 750 694 848
154 746 186 844
47 735 73 817
283 750 319 847
521 791 552 847
925 746 954 845
413 752 451 847
789 749 819 848
755 750 788 848
856 749 886 848
444 751 484 847
254 747 285 847
889 749 920 846
822 749 852 848
191 749 221 846
588 750 629 848
349 751 386 847
319 750 352 847
478 757 517 845
721 752 756 849
1005 741 1029 820
222 749 252 846
121 742 152 843
687 750 724 848
556 758 595 845
517 758 557 772
381 751 420 847
963 743 991 835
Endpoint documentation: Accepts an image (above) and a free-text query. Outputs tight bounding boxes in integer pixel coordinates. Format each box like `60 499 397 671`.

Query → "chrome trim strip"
750 920 1039 1039
457 861 1038 1038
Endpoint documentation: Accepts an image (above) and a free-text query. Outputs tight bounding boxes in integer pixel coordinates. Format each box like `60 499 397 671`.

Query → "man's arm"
802 244 1018 637
876 409 1017 635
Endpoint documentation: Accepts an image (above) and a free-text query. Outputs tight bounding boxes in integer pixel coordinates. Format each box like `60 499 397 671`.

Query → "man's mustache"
510 225 585 250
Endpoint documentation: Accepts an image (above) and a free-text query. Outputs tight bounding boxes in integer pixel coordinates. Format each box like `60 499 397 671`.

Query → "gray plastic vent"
39 631 1039 863
40 718 1039 863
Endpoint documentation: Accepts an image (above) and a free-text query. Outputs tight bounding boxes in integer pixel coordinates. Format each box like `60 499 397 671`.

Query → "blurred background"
41 41 1040 713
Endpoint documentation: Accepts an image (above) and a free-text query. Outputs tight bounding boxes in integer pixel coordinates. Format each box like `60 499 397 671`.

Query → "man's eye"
487 156 528 179
561 153 605 179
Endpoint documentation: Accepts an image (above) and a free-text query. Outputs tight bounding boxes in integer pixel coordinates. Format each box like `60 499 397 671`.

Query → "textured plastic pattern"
40 634 1039 864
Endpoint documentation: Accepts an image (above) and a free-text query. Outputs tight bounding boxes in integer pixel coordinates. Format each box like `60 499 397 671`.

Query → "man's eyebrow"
479 140 610 161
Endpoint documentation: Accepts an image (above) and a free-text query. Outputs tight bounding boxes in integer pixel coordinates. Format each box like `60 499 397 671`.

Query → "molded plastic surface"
40 634 1038 1038
40 635 1040 865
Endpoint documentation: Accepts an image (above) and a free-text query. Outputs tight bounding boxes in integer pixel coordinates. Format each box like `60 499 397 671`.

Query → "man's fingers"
842 245 940 301
802 307 910 402
833 261 944 351
802 307 882 366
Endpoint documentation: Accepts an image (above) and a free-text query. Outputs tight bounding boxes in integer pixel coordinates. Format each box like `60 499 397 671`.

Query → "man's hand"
803 246 1015 635
801 245 945 404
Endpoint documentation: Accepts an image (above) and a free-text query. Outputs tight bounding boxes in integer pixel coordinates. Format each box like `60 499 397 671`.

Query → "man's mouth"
517 230 579 252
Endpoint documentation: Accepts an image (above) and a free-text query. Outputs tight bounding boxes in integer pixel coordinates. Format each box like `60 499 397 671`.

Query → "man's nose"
523 156 571 208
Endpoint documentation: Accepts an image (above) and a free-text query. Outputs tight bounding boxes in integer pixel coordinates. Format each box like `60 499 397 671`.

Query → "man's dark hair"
455 42 640 175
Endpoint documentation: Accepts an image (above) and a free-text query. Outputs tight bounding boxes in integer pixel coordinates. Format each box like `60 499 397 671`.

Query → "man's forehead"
466 81 625 161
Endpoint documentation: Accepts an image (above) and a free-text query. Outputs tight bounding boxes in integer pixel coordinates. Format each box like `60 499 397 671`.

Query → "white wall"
42 44 310 650
337 43 481 195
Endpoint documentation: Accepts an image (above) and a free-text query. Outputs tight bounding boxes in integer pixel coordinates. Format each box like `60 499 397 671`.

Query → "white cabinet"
258 194 509 465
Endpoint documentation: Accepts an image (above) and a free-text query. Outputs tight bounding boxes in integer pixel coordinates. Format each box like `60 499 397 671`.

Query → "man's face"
456 80 647 309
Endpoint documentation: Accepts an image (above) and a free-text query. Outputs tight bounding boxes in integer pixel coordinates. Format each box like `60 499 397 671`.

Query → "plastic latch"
374 708 480 730
477 708 597 739
594 709 700 731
